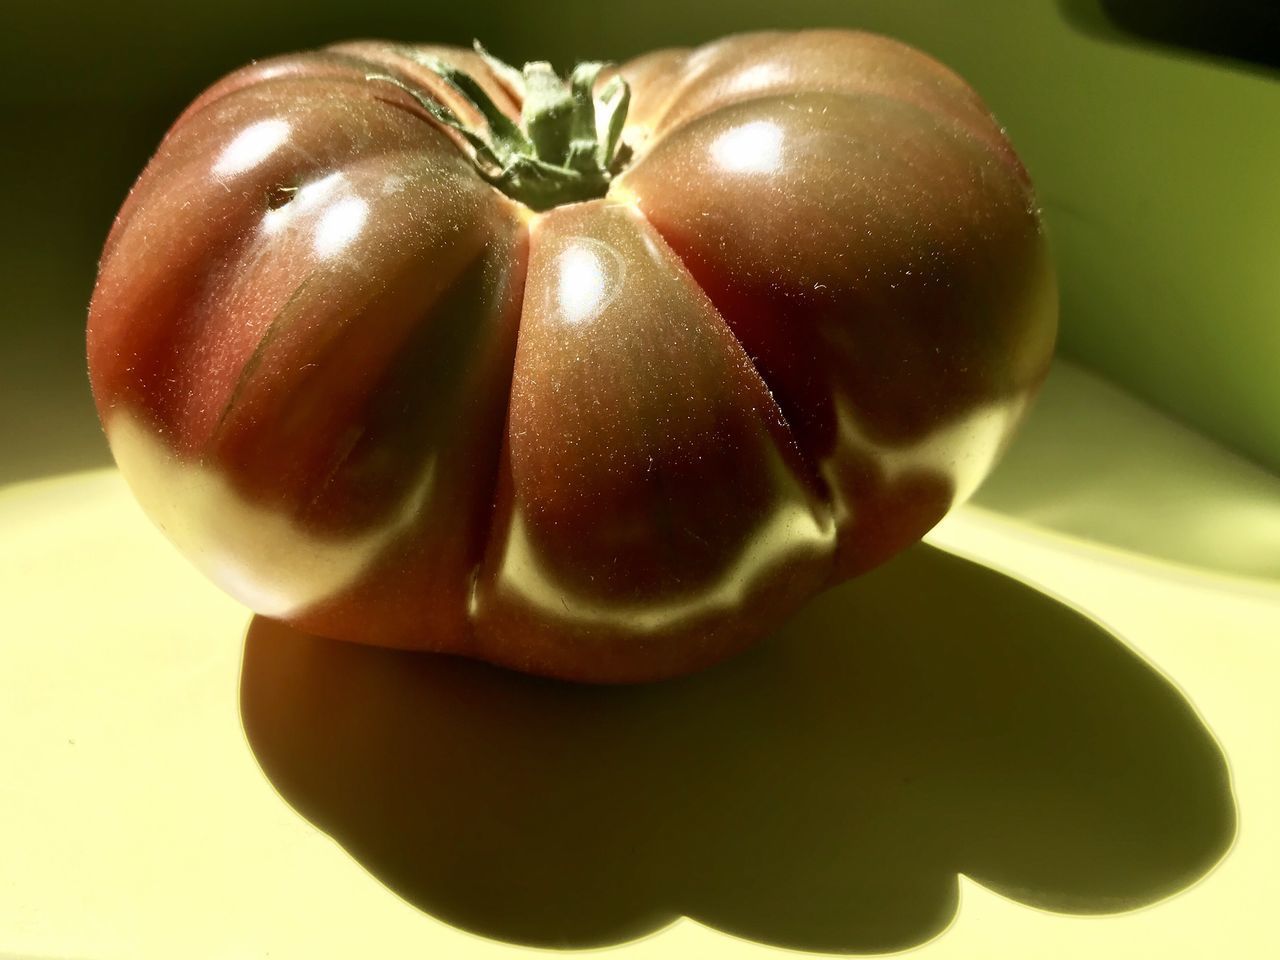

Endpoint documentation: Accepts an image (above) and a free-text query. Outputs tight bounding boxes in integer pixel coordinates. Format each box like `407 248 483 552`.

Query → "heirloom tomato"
88 31 1056 682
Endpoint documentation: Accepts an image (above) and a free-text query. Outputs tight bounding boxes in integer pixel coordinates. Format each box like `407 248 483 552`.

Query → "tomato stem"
366 42 631 211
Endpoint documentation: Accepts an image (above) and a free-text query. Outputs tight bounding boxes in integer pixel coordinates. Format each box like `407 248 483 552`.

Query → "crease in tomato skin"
289 226 531 652
277 251 496 531
456 223 533 651
208 272 318 442
465 199 837 682
621 197 837 514
617 57 1055 586
205 229 468 485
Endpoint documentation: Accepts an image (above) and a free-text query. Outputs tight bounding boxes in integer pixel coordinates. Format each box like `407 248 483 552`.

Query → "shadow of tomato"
240 541 1235 952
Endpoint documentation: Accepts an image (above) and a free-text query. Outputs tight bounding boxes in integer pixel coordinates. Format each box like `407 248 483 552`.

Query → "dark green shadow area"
240 542 1236 953
0 108 164 484
1058 0 1280 75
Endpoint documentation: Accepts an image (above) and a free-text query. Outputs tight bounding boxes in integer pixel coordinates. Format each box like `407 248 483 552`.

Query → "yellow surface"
3 361 1279 958
973 361 1280 583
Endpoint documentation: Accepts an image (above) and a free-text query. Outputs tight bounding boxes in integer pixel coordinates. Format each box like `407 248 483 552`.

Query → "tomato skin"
87 31 1056 683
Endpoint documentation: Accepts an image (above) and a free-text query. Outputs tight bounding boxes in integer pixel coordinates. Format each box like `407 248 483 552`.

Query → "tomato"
87 30 1056 683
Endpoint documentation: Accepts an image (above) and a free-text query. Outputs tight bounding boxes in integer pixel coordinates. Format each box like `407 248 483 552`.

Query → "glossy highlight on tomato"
87 30 1057 683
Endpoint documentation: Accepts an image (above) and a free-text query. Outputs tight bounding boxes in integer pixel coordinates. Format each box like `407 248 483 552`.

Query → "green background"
2 0 1276 479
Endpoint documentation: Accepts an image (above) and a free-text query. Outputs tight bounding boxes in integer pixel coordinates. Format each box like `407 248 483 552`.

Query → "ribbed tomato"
87 30 1056 682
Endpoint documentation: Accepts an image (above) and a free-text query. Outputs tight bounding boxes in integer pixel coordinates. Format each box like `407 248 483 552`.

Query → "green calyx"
367 42 631 211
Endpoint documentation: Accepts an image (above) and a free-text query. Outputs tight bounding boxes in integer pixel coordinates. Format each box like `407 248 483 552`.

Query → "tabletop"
3 359 1278 958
